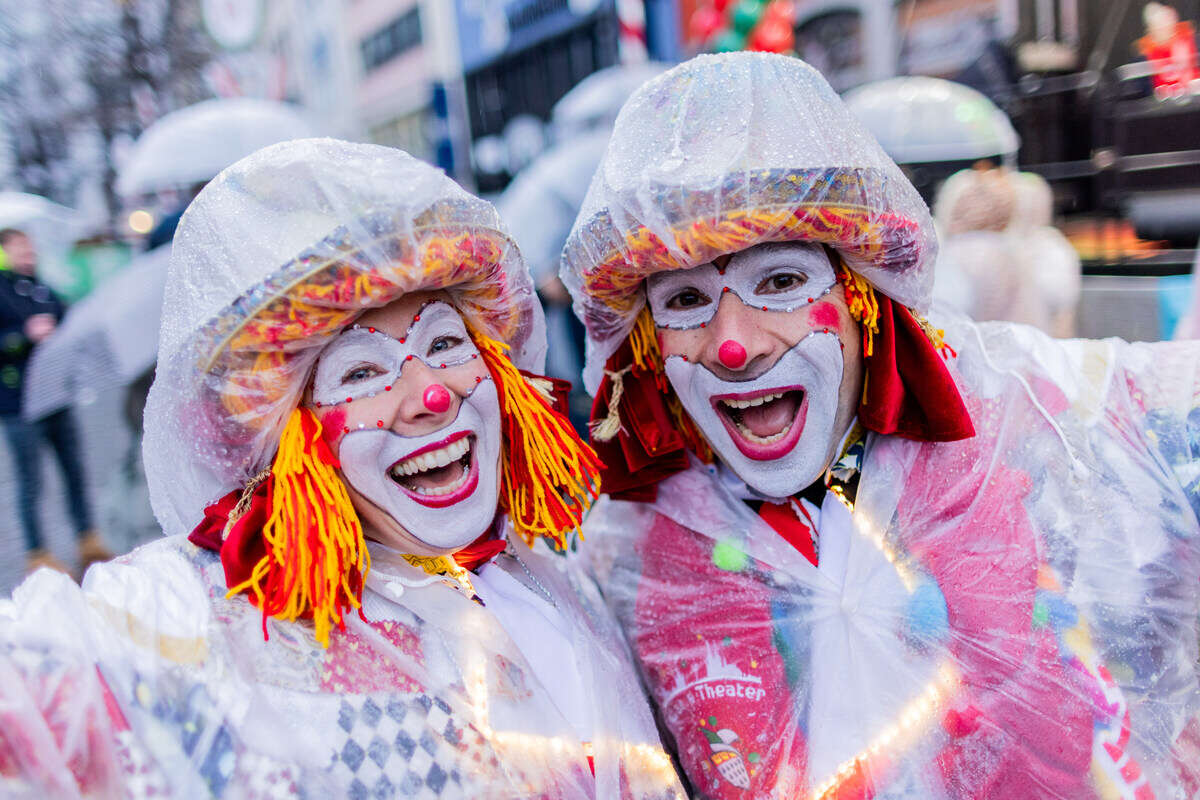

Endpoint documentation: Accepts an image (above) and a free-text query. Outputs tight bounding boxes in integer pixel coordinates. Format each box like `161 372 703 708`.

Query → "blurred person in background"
932 165 1080 336
0 227 108 574
0 140 684 798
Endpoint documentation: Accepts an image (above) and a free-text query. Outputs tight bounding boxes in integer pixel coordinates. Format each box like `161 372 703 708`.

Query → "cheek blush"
807 301 841 330
319 407 347 449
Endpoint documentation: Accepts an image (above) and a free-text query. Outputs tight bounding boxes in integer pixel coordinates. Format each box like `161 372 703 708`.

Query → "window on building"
361 8 422 73
506 0 570 33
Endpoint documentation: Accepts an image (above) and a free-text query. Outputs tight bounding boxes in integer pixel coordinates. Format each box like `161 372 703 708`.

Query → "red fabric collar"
859 295 975 441
189 477 273 599
590 299 974 501
452 529 508 572
189 483 507 582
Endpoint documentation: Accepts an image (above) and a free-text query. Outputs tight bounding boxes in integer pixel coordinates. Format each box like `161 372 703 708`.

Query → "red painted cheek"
807 301 841 330
318 407 347 449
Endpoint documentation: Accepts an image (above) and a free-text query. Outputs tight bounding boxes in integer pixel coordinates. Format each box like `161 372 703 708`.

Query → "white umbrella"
115 98 317 198
496 129 611 284
496 131 611 386
550 62 669 142
22 244 169 421
843 76 1019 165
0 192 82 291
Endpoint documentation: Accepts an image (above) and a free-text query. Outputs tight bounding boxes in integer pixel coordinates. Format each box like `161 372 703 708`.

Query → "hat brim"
564 167 927 337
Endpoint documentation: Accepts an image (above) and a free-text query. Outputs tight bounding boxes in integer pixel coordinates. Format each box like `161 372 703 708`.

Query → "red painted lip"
711 386 808 461
392 436 480 509
390 429 471 466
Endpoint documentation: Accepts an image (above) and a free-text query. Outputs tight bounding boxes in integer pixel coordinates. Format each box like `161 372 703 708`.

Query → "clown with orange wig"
0 139 684 798
563 54 1200 799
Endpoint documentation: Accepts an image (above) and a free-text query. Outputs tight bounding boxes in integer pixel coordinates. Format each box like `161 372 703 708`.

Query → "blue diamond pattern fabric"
328 693 490 798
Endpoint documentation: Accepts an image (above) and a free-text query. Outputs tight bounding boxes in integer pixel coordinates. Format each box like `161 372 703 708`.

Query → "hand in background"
24 313 56 343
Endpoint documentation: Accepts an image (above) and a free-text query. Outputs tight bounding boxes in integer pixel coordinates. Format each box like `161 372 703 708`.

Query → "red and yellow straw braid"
227 406 369 648
472 331 603 550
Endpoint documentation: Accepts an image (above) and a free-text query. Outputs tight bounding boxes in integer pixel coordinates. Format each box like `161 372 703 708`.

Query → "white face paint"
646 244 836 330
650 244 845 498
665 334 843 498
337 380 501 550
311 302 480 407
312 301 501 549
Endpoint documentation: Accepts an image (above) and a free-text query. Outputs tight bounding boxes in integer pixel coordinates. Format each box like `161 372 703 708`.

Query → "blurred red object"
749 18 794 52
690 4 726 43
747 0 794 52
1137 3 1199 96
763 0 794 25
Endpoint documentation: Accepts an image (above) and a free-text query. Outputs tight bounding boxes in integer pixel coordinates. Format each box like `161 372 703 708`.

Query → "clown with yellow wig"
0 139 684 798
563 53 1200 799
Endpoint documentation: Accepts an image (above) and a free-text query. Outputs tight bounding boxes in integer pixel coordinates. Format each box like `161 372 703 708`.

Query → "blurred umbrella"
116 98 317 198
496 129 611 285
843 76 1019 164
550 62 669 142
0 192 82 291
22 245 169 421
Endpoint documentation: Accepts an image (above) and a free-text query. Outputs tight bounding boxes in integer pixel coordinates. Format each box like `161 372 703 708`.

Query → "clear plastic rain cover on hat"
560 53 936 393
581 317 1200 798
143 138 545 537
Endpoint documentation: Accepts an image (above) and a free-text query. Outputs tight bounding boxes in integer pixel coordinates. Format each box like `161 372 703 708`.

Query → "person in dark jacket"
0 228 107 574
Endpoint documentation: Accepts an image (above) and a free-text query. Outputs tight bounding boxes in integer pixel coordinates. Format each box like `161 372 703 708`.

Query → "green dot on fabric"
722 635 732 646
1032 600 1049 627
748 753 760 763
708 715 718 727
712 540 748 571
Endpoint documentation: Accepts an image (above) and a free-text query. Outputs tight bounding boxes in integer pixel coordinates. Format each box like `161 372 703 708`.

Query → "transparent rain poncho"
144 138 546 537
583 321 1200 799
0 139 684 799
560 52 936 392
564 54 1200 798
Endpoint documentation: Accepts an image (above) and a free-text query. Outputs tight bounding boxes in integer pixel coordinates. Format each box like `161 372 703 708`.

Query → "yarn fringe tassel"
837 266 880 357
472 332 603 550
226 406 369 648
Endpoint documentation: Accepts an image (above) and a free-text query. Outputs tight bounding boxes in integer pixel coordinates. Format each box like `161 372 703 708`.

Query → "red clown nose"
718 339 747 369
423 384 452 413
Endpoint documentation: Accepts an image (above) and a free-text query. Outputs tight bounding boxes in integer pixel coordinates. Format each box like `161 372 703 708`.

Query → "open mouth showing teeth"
713 388 808 459
388 434 477 504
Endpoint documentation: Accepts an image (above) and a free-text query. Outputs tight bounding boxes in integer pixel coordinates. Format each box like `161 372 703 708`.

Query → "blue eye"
342 364 381 383
429 335 462 355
